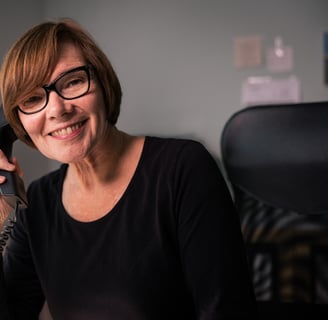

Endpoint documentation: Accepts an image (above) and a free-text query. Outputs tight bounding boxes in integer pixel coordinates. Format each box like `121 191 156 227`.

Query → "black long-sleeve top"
0 136 257 319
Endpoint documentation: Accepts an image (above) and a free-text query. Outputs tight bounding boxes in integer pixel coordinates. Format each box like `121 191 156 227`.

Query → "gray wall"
1 0 328 185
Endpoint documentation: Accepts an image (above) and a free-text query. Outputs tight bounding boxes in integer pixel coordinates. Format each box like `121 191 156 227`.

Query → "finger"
0 149 15 171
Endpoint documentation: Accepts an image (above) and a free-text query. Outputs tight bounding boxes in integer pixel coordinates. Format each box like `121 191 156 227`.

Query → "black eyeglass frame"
17 65 92 115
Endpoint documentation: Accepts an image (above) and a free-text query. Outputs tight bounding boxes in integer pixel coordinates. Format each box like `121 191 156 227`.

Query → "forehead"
49 42 86 81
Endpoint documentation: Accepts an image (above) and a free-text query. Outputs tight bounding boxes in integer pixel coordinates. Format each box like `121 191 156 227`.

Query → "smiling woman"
0 18 257 319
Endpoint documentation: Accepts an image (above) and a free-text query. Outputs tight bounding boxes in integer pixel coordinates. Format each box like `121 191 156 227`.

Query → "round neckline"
58 136 150 225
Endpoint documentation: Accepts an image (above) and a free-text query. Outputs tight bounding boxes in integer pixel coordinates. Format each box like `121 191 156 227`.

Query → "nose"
46 91 74 118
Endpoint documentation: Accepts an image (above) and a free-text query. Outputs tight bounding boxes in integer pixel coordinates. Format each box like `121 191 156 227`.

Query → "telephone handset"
0 105 28 252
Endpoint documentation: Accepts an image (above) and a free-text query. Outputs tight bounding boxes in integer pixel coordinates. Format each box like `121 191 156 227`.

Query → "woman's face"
18 42 108 164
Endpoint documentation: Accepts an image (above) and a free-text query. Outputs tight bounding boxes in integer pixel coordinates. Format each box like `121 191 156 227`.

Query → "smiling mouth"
50 121 86 137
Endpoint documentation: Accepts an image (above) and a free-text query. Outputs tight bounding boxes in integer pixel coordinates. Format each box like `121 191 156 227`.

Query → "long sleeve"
173 141 257 319
0 254 10 319
1 207 45 319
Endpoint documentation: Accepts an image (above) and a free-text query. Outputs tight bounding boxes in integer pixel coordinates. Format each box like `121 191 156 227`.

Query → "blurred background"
1 0 328 186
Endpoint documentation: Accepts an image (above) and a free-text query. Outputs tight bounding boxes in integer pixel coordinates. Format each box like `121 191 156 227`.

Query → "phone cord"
0 202 18 254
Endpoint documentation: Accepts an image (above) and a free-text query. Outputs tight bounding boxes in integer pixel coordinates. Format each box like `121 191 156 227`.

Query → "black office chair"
220 101 328 318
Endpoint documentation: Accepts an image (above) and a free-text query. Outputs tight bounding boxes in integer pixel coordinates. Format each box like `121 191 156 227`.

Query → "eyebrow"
44 65 86 87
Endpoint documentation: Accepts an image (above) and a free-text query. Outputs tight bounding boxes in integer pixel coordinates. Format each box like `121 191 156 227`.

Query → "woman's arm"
174 141 257 319
0 254 10 319
2 207 44 319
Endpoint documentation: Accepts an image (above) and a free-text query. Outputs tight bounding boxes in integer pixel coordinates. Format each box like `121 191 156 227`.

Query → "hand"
0 150 23 229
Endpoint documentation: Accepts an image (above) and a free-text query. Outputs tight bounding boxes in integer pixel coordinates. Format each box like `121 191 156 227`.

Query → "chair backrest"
220 101 328 307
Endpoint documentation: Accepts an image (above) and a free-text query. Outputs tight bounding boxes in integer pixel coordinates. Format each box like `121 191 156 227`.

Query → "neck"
67 127 131 189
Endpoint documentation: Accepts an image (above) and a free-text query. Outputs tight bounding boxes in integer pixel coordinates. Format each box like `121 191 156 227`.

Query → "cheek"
18 114 41 137
91 95 108 125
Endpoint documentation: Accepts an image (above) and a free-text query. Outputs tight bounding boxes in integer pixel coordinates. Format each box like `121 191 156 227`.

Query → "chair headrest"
221 101 328 215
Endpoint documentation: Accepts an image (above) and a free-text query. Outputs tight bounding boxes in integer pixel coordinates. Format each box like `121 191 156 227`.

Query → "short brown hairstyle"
0 18 122 148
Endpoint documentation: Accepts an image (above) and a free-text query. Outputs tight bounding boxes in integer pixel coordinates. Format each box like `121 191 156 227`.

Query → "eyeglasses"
17 65 92 115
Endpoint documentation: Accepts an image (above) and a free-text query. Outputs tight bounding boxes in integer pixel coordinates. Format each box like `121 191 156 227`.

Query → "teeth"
52 122 83 137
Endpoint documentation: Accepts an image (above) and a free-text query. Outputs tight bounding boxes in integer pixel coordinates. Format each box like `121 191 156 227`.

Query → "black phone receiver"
0 105 28 209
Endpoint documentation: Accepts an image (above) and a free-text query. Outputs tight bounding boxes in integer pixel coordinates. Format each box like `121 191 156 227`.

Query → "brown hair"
0 18 122 148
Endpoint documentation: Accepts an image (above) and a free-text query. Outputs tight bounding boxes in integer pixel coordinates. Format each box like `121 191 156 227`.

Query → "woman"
0 18 256 319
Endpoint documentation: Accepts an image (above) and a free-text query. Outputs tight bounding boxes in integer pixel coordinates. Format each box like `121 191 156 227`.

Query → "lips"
50 121 85 137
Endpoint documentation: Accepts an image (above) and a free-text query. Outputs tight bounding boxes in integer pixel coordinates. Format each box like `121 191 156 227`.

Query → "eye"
22 95 43 106
60 72 88 91
66 77 85 88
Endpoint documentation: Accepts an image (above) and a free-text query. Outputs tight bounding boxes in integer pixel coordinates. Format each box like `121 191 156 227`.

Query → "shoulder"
16 164 67 229
27 163 67 197
142 136 220 181
144 136 212 161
